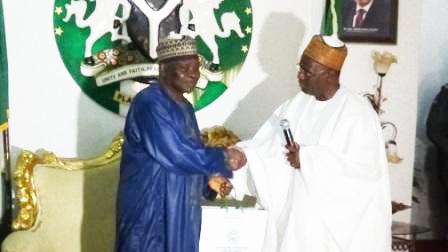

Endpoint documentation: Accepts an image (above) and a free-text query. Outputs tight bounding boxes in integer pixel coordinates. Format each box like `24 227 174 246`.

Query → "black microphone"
280 119 294 147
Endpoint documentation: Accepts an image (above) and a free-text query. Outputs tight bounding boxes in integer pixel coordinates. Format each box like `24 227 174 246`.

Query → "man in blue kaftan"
116 35 246 252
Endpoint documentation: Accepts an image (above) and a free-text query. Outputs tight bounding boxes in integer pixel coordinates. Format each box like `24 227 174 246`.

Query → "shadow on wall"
224 12 305 137
76 93 124 158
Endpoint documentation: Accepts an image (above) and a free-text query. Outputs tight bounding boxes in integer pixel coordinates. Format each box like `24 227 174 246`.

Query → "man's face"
163 55 200 94
355 0 372 7
297 55 330 98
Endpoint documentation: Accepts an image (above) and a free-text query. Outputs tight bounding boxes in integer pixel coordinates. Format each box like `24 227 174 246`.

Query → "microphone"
280 119 294 147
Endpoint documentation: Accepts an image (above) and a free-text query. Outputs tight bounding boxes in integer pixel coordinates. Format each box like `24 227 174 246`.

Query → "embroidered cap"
302 35 347 71
156 35 197 62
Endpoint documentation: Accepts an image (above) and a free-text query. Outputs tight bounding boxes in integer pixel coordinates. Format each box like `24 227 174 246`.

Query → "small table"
392 221 430 252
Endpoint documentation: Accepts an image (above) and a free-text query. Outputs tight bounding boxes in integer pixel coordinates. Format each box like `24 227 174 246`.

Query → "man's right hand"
226 146 247 171
285 142 300 169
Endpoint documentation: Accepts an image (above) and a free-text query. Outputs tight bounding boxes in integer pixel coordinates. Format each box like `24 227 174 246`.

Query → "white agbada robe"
232 86 391 252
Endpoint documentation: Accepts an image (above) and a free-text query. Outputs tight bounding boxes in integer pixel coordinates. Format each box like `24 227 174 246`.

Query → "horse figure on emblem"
178 0 245 66
63 0 132 65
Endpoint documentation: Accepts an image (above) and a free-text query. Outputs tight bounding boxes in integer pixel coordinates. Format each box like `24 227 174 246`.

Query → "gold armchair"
1 126 239 252
1 134 123 252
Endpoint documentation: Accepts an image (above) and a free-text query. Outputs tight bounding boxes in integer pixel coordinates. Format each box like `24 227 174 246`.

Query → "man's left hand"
208 175 233 198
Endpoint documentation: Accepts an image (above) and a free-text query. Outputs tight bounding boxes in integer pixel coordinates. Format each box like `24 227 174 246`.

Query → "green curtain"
0 0 8 132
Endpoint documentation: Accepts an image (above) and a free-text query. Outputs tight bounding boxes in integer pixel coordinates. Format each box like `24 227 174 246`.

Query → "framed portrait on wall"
337 0 398 43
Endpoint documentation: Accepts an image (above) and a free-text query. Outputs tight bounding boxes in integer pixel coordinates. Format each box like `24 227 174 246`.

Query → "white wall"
340 0 422 223
4 0 421 225
4 0 125 159
3 0 322 159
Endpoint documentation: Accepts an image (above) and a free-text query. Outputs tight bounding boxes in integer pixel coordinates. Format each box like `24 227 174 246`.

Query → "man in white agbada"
231 35 392 252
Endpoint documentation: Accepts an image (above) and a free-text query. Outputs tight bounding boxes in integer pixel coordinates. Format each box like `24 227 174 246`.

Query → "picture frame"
332 0 399 43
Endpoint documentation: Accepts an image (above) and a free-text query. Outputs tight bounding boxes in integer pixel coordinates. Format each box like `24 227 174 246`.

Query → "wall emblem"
53 0 253 116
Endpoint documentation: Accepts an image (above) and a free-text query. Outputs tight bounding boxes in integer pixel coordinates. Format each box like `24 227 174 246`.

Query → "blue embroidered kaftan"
116 83 231 252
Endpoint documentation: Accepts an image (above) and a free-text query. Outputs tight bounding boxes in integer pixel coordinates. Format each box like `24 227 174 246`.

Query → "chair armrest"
1 231 47 252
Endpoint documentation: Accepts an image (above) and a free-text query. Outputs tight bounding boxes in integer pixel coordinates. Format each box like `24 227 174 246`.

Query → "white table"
200 206 268 252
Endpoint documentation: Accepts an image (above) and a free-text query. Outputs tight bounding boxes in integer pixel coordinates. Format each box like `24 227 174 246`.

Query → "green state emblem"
53 0 253 116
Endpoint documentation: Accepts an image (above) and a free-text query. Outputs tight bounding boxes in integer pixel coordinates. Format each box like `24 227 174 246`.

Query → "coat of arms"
53 0 253 116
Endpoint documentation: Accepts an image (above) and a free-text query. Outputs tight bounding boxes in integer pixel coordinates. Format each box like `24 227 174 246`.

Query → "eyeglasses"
296 64 326 78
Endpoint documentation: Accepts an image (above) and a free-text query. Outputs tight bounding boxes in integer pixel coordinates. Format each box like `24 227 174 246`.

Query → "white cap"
322 35 345 48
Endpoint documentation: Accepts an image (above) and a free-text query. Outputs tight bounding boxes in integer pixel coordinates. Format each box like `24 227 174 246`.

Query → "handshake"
208 146 247 198
225 145 247 171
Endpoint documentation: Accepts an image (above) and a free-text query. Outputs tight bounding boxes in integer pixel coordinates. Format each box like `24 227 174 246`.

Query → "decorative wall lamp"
382 121 402 164
366 51 397 114
365 50 402 164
